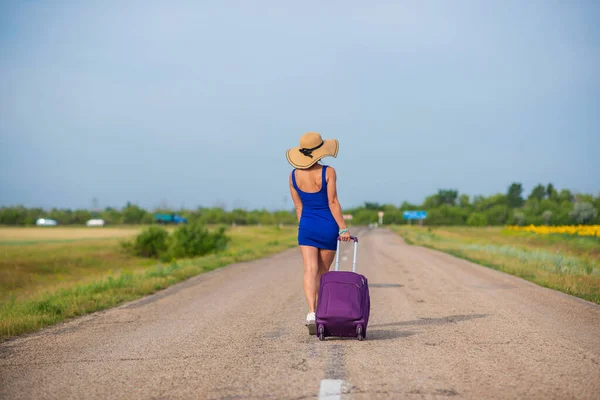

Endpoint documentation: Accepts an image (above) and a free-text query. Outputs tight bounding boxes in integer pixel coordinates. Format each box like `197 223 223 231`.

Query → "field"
0 226 155 243
392 226 600 304
507 224 600 237
4 224 599 342
0 225 298 341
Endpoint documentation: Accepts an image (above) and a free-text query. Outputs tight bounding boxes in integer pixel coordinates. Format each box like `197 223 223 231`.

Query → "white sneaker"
305 312 316 335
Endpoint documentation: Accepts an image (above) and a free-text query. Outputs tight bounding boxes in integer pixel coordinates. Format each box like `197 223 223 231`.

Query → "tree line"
0 183 598 227
348 183 599 226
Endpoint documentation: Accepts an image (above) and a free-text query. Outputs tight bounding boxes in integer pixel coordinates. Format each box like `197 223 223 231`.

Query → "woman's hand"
339 230 351 242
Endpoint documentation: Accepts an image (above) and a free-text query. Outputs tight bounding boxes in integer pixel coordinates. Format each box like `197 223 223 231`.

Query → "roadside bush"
123 222 231 260
168 221 231 258
129 226 170 258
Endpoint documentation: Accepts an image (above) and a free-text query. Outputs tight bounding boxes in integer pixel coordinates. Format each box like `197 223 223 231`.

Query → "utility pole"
92 197 99 217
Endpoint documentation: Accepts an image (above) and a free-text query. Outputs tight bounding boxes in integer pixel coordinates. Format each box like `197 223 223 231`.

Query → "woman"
286 132 352 335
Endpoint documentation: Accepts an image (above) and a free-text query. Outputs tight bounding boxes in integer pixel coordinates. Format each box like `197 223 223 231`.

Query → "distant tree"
200 207 232 224
546 183 557 200
569 202 598 225
0 206 27 225
3 182 598 228
528 184 546 201
574 193 594 203
230 208 248 225
49 208 72 225
363 202 382 210
141 213 154 224
472 195 485 209
507 183 524 208
437 189 458 206
559 189 574 203
473 194 507 212
459 194 470 208
485 204 509 225
424 205 468 225
512 210 526 226
467 212 487 226
399 201 419 211
72 209 93 224
422 194 441 209
524 196 538 208
122 202 147 224
101 207 123 224
381 203 398 212
542 210 552 226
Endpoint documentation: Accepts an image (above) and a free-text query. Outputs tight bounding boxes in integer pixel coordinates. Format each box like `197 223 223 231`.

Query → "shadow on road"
369 283 404 288
370 313 489 329
319 329 417 341
365 329 418 341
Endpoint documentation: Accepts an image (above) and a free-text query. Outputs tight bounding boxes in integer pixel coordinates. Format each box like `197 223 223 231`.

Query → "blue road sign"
403 211 427 220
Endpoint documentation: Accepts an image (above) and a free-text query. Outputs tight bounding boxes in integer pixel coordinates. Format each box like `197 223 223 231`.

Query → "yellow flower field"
507 225 600 238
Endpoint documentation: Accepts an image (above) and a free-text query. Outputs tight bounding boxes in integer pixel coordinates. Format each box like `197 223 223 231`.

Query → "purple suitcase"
315 235 370 341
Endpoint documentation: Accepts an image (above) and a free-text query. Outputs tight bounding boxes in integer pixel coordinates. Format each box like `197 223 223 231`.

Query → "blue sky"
1 0 598 211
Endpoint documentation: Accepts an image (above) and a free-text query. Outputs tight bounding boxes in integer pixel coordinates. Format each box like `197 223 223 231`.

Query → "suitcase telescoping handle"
335 235 359 272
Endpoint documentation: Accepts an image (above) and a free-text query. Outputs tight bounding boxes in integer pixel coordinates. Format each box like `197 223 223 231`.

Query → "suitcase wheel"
318 325 325 341
357 325 364 341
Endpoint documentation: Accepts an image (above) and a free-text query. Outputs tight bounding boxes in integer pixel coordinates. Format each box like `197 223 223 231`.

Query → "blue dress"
292 165 339 251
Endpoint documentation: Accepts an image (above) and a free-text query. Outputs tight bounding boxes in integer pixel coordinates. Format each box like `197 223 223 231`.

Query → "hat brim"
286 139 339 169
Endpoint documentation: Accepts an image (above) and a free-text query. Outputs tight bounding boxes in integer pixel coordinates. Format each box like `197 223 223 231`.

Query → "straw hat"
286 132 339 169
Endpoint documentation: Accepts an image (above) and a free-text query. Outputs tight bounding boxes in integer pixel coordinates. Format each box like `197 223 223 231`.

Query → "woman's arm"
326 167 350 240
289 172 303 222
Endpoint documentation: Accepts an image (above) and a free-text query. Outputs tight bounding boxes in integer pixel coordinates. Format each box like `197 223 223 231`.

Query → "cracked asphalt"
1 228 599 399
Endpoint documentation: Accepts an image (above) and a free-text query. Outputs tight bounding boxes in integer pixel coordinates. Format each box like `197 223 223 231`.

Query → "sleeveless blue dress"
292 165 339 251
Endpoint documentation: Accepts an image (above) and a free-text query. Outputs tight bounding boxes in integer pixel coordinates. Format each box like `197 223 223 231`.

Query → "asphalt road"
1 228 599 399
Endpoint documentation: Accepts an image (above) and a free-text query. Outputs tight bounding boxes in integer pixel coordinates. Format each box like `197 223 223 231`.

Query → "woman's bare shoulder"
325 166 337 179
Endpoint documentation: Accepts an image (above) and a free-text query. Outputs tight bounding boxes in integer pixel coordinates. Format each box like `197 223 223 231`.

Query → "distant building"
36 218 57 226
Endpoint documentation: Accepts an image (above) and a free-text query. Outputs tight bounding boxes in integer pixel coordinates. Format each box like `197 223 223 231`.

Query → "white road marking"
319 379 344 400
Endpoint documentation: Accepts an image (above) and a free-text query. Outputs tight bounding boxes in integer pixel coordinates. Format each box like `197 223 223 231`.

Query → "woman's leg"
299 245 320 313
315 249 336 306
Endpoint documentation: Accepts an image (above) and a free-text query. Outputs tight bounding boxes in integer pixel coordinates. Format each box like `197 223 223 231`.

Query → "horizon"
1 1 598 211
1 180 595 213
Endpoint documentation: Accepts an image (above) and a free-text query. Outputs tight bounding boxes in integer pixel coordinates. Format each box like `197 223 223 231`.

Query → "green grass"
391 226 600 305
0 226 298 341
